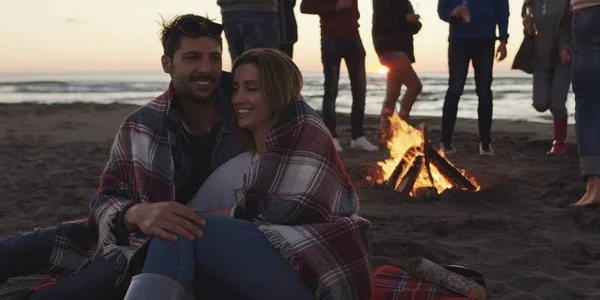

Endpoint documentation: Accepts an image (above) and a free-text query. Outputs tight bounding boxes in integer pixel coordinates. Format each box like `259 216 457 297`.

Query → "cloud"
65 18 89 24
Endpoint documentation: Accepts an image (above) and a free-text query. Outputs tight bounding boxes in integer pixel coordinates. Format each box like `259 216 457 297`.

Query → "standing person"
437 0 510 156
300 0 379 152
217 0 280 62
520 0 573 156
373 0 423 144
278 0 298 58
571 0 600 207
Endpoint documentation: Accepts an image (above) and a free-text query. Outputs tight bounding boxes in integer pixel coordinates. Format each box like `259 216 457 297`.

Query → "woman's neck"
252 129 269 156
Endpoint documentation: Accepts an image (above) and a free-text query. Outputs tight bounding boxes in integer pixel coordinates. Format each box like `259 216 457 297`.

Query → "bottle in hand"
462 0 471 23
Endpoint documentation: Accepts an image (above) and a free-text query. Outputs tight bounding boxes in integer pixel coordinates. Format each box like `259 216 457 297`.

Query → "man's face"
163 36 222 105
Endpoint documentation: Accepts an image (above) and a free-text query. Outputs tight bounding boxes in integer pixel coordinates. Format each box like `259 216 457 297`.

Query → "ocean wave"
0 81 168 94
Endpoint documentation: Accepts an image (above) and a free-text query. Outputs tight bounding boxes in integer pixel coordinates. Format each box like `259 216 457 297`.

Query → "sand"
1 103 599 299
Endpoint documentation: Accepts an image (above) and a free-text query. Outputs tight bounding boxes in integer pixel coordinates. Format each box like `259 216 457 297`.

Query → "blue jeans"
142 215 314 300
572 5 600 180
0 226 124 300
321 36 367 139
221 11 280 62
442 38 496 145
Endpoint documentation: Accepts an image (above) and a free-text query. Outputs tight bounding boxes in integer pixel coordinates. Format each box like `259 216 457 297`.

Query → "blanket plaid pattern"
235 99 372 300
42 86 178 288
372 265 470 300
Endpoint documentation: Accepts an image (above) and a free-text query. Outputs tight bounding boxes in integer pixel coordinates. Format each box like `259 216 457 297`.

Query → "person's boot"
124 273 190 300
547 117 568 156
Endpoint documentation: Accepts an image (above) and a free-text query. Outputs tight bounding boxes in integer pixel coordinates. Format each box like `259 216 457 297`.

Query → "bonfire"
369 114 480 198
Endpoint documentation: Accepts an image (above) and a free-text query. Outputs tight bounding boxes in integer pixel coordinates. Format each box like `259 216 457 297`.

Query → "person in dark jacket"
373 0 423 143
438 0 510 156
278 0 298 58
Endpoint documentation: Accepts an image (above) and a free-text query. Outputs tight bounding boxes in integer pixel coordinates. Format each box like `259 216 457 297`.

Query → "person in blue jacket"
437 0 509 156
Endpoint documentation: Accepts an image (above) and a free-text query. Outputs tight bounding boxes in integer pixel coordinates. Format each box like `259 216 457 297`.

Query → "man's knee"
412 81 423 94
475 87 492 99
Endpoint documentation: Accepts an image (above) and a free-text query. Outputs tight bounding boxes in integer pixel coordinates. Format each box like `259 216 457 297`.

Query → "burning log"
395 156 423 194
386 146 419 190
375 114 479 196
384 124 477 196
413 187 439 201
425 142 477 191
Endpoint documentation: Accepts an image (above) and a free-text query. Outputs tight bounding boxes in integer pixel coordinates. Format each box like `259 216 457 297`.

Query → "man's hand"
335 0 351 11
406 14 421 24
450 5 469 18
560 48 572 64
496 41 507 61
124 202 205 242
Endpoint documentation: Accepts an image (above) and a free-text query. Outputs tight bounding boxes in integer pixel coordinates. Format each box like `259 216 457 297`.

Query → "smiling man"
0 14 247 300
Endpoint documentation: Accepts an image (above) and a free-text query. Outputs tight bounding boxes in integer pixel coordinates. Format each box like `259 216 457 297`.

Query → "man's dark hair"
159 14 223 58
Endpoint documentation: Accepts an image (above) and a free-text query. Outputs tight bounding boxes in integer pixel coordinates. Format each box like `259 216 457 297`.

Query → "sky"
0 0 528 74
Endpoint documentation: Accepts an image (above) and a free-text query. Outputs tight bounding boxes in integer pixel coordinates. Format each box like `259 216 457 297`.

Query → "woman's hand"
560 48 572 64
406 14 421 24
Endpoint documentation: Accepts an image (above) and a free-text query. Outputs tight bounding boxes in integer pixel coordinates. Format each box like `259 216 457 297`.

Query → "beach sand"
1 103 599 299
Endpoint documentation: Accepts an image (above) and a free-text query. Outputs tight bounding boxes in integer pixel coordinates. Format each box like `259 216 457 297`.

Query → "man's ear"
161 55 172 73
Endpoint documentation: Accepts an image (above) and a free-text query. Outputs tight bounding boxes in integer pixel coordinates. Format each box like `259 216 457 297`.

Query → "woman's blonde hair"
231 48 304 152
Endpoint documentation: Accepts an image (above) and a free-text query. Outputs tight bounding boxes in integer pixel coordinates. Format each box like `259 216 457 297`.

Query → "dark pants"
442 38 495 145
321 36 367 139
0 226 124 300
572 5 600 179
221 11 281 62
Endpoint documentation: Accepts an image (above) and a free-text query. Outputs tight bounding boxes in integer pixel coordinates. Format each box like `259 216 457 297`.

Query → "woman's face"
232 63 275 133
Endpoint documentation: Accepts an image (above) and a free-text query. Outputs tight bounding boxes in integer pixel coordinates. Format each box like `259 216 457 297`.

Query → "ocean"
0 71 575 124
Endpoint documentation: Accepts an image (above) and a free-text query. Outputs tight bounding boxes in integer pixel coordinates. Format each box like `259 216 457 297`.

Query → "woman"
372 0 423 143
123 48 372 300
521 0 573 156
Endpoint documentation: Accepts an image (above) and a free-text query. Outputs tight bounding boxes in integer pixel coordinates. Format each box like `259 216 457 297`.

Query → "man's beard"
190 90 217 105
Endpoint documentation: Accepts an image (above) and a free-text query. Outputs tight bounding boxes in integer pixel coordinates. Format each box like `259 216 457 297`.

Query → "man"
571 0 600 207
300 0 379 152
217 0 280 62
278 0 298 58
437 0 509 156
0 14 246 299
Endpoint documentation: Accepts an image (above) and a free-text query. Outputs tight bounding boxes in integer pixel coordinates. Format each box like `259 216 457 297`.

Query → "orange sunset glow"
0 0 529 74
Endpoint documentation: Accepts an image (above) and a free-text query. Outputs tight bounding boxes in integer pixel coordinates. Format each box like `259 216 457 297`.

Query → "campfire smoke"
374 114 480 196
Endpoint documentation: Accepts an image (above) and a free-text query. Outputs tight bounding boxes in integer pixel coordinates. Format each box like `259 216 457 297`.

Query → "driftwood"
407 257 487 300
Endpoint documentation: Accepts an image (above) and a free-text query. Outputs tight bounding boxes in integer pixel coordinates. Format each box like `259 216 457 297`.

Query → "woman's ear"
161 55 172 73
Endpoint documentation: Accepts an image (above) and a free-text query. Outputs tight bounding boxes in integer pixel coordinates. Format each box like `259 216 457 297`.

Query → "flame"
375 114 480 196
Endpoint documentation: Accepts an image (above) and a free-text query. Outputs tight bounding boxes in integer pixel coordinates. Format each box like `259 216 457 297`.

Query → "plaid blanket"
234 99 372 299
372 265 470 300
42 86 178 288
